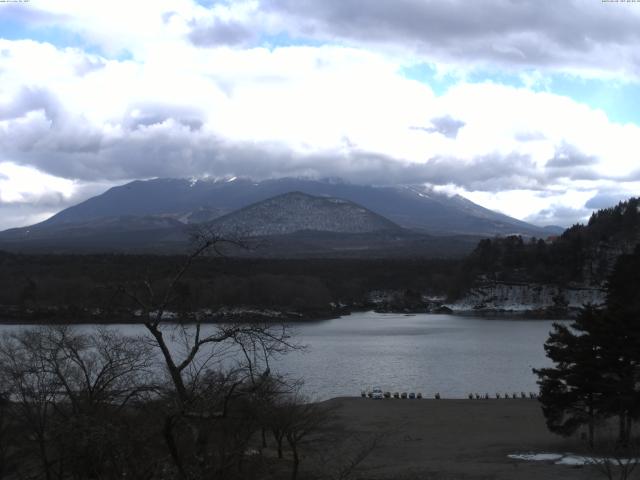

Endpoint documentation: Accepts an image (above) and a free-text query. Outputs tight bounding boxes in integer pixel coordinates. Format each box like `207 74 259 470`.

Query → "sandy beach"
317 397 604 480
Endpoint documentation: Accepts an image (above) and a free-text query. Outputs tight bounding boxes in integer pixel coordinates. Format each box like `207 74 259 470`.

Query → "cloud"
525 204 591 228
0 86 62 122
261 0 640 78
188 17 256 46
546 142 598 168
514 131 546 142
585 192 633 210
0 161 116 229
0 4 69 25
1 39 639 193
413 115 465 138
124 103 205 131
1 10 640 231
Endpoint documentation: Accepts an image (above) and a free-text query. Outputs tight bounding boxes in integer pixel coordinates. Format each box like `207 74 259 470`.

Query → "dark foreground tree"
117 228 301 479
534 305 608 446
535 246 640 447
0 326 158 480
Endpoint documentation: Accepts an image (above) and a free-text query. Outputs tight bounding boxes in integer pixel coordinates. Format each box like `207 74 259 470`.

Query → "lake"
280 312 560 399
0 312 562 400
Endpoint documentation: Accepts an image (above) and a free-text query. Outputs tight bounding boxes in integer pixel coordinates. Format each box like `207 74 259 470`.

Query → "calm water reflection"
0 312 563 400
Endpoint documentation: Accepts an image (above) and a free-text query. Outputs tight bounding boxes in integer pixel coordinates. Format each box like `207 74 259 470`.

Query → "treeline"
453 198 640 295
0 253 462 321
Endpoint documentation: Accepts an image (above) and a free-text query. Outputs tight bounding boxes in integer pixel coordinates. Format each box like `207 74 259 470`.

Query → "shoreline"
0 306 572 325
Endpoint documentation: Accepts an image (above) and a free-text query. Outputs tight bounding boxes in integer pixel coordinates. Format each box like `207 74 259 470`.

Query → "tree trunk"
261 427 267 448
618 411 630 447
37 435 52 480
290 445 299 480
273 431 283 459
588 401 595 448
163 415 187 480
145 325 188 404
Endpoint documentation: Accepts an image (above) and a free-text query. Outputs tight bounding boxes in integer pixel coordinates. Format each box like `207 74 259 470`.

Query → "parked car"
371 387 384 399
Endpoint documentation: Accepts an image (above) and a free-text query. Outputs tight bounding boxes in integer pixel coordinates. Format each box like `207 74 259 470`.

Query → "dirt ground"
315 397 607 480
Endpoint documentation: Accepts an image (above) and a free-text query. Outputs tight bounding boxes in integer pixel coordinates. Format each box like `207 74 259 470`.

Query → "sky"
1 0 640 230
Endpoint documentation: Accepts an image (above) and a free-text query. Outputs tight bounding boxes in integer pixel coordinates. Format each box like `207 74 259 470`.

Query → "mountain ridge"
5 177 560 237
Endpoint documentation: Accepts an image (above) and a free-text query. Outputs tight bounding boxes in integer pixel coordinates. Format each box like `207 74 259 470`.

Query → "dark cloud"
0 87 63 122
416 116 465 138
627 168 640 182
546 143 598 168
0 91 613 197
0 103 550 191
188 17 256 47
525 204 590 228
260 0 640 74
585 192 633 210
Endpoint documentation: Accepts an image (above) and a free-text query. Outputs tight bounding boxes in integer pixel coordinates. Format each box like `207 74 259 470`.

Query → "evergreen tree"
602 245 640 445
535 246 640 446
534 306 607 447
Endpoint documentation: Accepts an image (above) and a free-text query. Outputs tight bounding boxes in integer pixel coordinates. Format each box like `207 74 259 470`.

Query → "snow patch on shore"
448 282 605 312
509 452 640 466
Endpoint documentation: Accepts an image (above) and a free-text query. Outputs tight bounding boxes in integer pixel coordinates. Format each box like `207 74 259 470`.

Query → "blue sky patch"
0 15 131 60
398 63 456 96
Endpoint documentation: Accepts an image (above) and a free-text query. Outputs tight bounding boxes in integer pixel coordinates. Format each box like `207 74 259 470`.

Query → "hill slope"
209 191 400 236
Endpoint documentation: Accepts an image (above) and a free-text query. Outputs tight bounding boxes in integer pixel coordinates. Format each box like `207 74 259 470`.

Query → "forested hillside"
0 253 458 322
456 197 640 293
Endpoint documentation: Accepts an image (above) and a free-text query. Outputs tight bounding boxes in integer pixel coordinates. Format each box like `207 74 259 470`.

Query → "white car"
371 387 384 399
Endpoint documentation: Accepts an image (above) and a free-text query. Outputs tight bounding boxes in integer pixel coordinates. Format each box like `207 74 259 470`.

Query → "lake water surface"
0 312 563 400
280 312 560 399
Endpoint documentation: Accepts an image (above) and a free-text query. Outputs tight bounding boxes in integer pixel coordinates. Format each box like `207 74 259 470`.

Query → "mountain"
0 177 562 255
209 191 400 236
18 177 554 236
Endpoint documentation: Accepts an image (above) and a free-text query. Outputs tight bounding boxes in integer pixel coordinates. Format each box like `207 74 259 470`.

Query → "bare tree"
263 392 332 480
0 326 158 480
312 432 383 480
117 227 300 479
0 329 62 480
